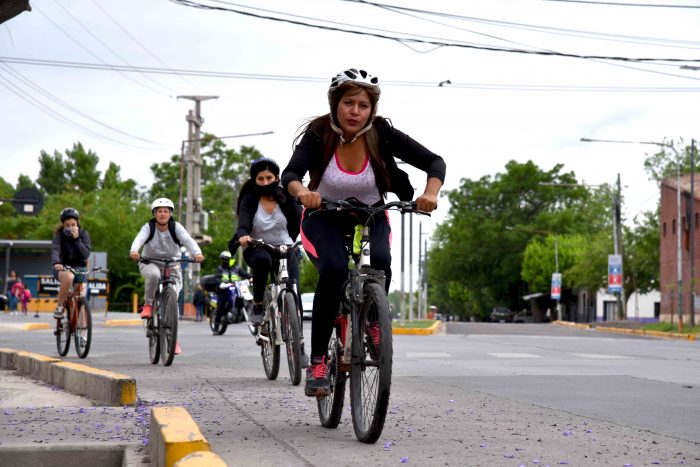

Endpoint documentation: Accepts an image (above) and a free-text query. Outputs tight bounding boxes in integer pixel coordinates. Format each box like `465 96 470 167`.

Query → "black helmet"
250 157 280 179
60 207 80 222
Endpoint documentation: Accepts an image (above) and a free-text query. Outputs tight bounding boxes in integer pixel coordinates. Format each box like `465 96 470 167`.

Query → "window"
663 222 667 237
673 219 676 234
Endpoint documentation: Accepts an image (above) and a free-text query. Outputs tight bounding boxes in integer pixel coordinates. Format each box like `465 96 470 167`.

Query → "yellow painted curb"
104 319 143 327
52 361 138 405
150 406 210 467
596 326 697 341
393 320 442 335
552 320 592 329
174 451 227 467
21 323 50 331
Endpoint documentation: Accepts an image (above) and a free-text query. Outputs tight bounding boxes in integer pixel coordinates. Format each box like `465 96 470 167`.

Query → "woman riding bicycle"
130 198 204 352
52 208 92 319
281 68 446 397
229 157 302 326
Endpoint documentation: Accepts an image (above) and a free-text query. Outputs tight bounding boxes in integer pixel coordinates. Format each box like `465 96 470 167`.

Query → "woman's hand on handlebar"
194 254 205 263
129 251 140 262
239 235 252 248
415 193 438 213
53 263 64 272
297 189 322 209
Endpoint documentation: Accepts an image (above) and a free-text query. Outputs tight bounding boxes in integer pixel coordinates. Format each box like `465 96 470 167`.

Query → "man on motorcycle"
214 251 252 333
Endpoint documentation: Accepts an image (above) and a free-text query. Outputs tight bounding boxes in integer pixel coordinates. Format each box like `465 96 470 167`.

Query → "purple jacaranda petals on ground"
520 464 527 467
623 464 633 466
559 462 570 465
585 429 592 433
383 441 393 451
651 462 661 465
479 443 487 448
142 438 149 446
407 425 413 433
504 454 515 459
4 410 12 415
533 459 540 464
400 457 408 463
446 409 454 415
563 430 572 436
78 408 86 413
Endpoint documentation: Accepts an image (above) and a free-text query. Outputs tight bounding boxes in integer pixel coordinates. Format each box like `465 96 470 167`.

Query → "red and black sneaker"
304 355 330 397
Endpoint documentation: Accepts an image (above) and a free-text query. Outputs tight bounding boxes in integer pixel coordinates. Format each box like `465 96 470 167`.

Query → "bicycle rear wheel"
318 325 347 428
283 291 302 386
74 297 92 358
159 287 179 366
260 289 280 380
350 282 393 444
55 306 71 356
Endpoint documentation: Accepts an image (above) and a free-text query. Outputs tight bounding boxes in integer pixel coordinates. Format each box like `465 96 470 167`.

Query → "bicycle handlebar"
138 256 199 265
61 265 108 275
243 239 303 257
316 198 431 217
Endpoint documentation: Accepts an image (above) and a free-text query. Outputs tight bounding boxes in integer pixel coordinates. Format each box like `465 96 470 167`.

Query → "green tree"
101 161 139 198
428 160 599 320
37 150 70 194
67 143 101 192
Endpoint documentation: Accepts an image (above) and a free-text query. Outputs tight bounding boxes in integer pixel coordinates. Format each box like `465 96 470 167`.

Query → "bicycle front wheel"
260 289 280 380
159 287 179 366
282 292 302 386
74 297 92 358
148 310 160 364
318 324 346 428
55 309 71 356
350 282 393 444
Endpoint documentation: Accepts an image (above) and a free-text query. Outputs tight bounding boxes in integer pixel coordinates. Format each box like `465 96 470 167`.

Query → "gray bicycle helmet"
327 68 380 102
60 207 80 222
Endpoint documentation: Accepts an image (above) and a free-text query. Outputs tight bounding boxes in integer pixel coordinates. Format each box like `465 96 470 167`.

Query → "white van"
301 292 315 320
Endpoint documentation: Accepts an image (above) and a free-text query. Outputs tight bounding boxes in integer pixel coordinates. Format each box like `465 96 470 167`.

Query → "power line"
543 0 700 8
2 56 699 92
0 62 159 144
0 71 151 148
89 0 201 90
34 4 165 95
167 0 700 63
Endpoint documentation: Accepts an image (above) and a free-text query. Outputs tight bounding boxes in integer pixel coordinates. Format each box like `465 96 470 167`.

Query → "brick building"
659 173 700 324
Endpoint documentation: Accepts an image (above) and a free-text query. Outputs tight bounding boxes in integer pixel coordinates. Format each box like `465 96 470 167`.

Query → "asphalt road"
1 313 699 466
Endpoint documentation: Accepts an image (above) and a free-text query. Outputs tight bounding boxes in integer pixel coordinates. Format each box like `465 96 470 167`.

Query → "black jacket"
281 117 446 201
228 188 302 256
51 229 91 267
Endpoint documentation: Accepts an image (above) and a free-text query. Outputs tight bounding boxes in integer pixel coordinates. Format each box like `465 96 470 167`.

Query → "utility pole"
613 173 626 320
178 95 217 303
409 213 414 322
691 140 697 327
400 213 405 324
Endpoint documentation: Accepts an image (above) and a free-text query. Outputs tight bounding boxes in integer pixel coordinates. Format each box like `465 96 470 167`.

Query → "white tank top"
316 154 382 205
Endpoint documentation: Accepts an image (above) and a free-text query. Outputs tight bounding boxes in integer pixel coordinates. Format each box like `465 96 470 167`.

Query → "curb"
21 323 50 331
104 319 143 327
0 348 137 406
150 406 226 467
393 320 442 335
552 321 697 341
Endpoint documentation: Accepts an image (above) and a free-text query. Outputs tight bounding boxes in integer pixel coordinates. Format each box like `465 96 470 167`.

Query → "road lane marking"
489 352 542 358
406 352 451 358
573 353 631 359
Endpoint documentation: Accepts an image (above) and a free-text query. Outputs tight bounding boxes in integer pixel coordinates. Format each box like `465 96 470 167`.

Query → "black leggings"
301 210 391 358
243 246 300 303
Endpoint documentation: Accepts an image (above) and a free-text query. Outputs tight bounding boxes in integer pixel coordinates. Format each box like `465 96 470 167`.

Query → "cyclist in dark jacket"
282 68 446 397
213 251 251 330
52 208 91 319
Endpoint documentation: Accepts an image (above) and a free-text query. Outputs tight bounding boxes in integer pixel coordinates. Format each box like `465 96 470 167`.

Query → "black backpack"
145 218 181 246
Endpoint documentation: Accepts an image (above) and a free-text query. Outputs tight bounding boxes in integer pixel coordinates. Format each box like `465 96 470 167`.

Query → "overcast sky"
2 0 699 289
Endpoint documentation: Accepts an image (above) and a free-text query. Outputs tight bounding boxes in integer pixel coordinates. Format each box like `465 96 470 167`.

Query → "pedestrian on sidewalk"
6 270 19 313
193 284 206 322
21 287 31 315
10 279 25 316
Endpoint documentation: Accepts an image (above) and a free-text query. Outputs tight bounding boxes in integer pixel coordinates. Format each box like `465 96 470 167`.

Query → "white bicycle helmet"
327 68 380 102
150 197 174 214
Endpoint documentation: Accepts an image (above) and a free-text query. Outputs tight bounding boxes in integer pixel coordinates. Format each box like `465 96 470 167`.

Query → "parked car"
490 307 514 322
513 309 535 323
301 292 314 320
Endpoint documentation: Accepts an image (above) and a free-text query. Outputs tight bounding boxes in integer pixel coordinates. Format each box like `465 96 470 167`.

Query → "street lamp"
506 226 561 320
580 137 684 328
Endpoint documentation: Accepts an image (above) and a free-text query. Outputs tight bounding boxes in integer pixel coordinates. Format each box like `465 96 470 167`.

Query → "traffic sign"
608 254 623 293
551 273 562 300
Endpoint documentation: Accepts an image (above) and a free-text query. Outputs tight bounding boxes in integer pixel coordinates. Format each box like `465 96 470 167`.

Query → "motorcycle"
209 279 253 335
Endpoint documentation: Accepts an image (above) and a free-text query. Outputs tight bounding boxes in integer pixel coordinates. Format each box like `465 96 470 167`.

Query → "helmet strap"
329 115 373 146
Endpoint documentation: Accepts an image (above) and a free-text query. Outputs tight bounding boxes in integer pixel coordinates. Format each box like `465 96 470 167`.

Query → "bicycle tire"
318 325 347 428
148 306 160 365
55 305 71 356
74 297 92 358
282 291 302 386
160 287 179 366
260 289 280 380
350 282 393 444
209 308 227 335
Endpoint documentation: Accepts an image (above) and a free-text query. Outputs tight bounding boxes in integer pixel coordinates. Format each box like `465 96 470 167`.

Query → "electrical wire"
89 0 201 90
543 0 700 8
0 62 159 144
34 4 165 95
167 0 700 63
0 71 151 148
1 56 698 92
